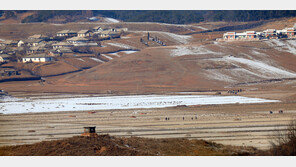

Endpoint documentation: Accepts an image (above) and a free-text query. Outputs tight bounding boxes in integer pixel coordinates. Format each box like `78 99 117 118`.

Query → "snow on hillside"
90 57 104 63
224 56 296 78
101 54 113 60
171 45 222 57
265 39 296 55
131 31 192 44
104 17 120 23
107 43 133 49
158 31 192 44
205 55 296 83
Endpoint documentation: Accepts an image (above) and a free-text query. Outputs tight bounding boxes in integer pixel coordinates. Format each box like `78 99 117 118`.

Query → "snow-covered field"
107 43 133 49
131 31 192 44
104 17 120 23
101 54 113 60
265 39 296 55
0 94 279 114
205 55 296 83
171 45 221 57
224 56 296 77
89 57 105 63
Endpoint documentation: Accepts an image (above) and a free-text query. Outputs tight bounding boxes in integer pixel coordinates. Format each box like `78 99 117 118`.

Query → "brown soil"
0 135 257 156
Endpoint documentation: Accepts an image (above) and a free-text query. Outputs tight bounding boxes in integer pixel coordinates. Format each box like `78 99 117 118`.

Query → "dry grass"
0 135 258 156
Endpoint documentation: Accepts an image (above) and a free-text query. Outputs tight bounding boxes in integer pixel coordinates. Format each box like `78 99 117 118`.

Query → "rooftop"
24 54 53 58
77 30 90 34
57 30 77 34
66 37 89 41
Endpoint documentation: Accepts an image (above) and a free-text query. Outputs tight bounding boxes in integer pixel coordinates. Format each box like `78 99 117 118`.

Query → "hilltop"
0 135 258 156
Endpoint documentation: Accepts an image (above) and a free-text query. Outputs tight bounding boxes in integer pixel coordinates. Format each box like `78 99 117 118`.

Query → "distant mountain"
1 10 296 24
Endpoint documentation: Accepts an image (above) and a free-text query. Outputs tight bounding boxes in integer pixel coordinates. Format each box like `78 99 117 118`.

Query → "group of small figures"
164 115 198 121
269 110 284 114
227 89 243 94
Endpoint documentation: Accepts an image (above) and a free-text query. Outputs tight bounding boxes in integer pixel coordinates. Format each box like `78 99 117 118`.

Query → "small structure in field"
81 127 99 138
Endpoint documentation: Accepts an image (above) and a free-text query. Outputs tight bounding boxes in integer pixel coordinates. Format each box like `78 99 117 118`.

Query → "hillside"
0 135 258 156
54 39 296 94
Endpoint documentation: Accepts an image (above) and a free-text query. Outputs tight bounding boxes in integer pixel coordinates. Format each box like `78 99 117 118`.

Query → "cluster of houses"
0 25 128 64
219 24 296 41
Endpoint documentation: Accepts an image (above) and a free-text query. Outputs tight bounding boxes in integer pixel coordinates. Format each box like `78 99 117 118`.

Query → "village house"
56 30 77 37
52 42 74 49
22 53 53 63
26 45 47 54
19 39 43 47
92 26 104 32
286 27 296 38
222 31 261 41
28 34 49 40
66 37 89 44
263 29 278 39
99 30 121 39
77 30 91 37
0 40 18 47
56 48 74 54
0 54 10 63
0 69 20 77
223 32 236 40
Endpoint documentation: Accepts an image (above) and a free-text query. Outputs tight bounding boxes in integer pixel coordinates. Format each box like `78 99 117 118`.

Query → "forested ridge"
1 10 296 24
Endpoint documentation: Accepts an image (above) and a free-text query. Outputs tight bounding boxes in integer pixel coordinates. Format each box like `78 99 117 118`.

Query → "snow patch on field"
101 54 113 60
90 57 104 63
265 39 296 55
193 25 208 30
171 45 221 57
205 70 236 83
121 50 138 54
104 17 120 23
158 31 192 44
224 56 296 78
108 52 120 57
76 58 85 62
205 56 296 82
107 43 133 49
131 31 191 44
0 94 279 114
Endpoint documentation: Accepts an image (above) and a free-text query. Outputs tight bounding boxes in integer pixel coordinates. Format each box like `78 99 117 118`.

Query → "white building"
22 54 53 63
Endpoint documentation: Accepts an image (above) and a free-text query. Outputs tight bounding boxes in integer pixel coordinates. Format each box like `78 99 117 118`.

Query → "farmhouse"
92 26 103 32
77 30 91 37
286 28 296 38
99 30 121 38
263 29 277 39
28 34 49 40
0 69 20 77
19 39 43 47
0 54 10 62
22 54 53 63
52 42 74 49
26 45 47 54
56 30 77 37
66 37 89 44
0 40 18 47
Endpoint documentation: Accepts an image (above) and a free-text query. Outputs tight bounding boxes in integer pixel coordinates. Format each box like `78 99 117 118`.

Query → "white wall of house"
22 57 52 63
